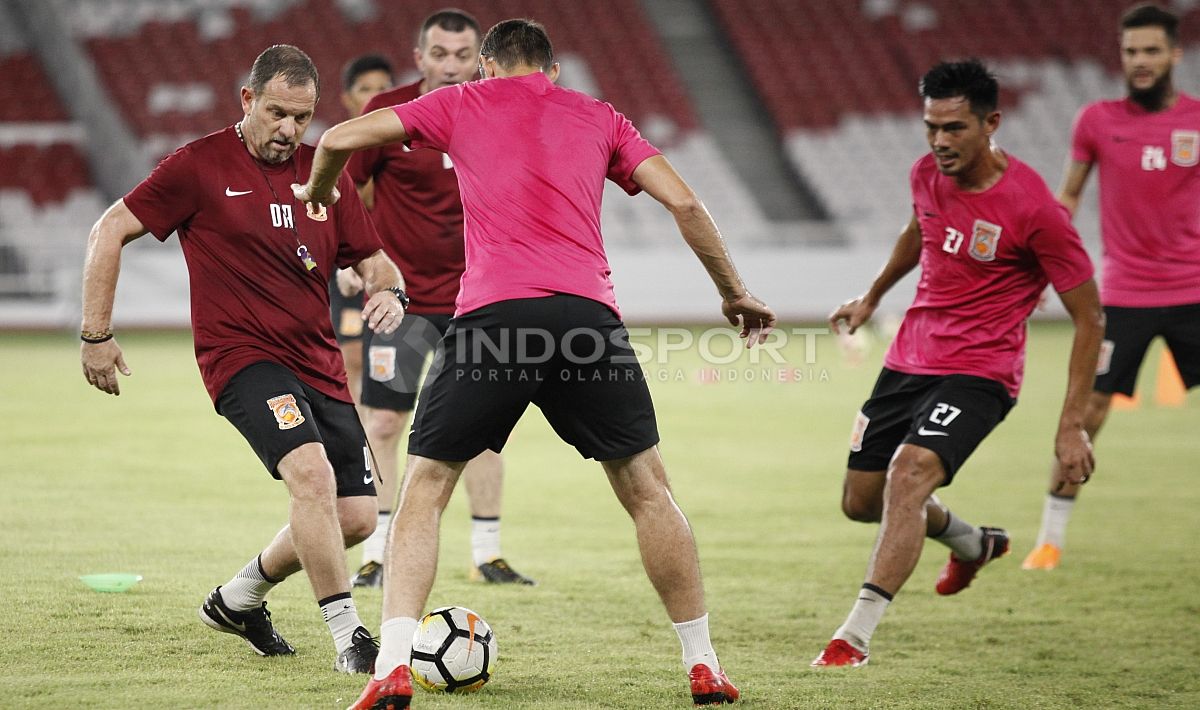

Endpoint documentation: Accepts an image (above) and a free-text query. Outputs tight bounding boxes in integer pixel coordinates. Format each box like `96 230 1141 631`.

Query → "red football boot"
689 663 739 705
810 638 868 668
935 526 1010 595
347 664 413 710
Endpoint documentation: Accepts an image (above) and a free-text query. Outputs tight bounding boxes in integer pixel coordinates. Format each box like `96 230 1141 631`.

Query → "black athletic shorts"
329 277 365 344
408 294 660 462
846 368 1015 486
216 361 376 497
1095 303 1200 396
361 313 452 411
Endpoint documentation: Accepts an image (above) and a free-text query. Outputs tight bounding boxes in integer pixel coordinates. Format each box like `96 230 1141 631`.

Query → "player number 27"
930 402 961 426
942 227 964 255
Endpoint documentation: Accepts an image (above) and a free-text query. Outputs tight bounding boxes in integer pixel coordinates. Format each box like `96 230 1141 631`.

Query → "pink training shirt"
886 153 1095 398
1072 94 1200 307
389 72 661 318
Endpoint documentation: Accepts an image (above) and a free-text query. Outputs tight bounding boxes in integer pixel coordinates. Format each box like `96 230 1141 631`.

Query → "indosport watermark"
367 322 839 394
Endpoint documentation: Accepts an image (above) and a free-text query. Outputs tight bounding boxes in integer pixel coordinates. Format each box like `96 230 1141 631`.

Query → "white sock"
221 554 280 612
374 616 418 680
320 593 365 653
361 511 390 566
673 614 719 673
833 585 892 652
933 512 983 561
1035 494 1076 548
471 516 502 567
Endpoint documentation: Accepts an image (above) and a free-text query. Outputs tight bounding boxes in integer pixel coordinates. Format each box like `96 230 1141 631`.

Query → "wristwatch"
386 286 410 312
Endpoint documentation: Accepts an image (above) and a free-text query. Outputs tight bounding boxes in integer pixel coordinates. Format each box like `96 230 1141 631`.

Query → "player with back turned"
815 59 1103 667
295 18 776 708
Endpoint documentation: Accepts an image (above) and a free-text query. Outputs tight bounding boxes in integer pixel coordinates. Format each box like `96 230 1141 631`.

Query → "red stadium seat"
709 0 1200 131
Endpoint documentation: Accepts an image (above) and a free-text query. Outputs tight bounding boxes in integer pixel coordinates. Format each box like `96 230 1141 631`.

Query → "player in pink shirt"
80 46 408 675
813 60 1103 668
342 10 534 590
1024 3 1200 571
295 19 775 708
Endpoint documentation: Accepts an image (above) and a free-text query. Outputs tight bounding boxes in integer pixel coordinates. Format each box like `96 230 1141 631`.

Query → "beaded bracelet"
81 329 114 344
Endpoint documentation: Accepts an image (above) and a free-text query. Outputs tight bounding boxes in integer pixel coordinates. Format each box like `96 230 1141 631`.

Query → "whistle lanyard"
234 121 321 275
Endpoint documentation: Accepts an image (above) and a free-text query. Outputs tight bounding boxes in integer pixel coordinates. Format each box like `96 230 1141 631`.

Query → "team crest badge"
849 411 870 452
369 346 397 382
1097 340 1114 376
306 202 329 222
338 309 364 337
1171 130 1199 166
968 219 1002 262
266 393 305 430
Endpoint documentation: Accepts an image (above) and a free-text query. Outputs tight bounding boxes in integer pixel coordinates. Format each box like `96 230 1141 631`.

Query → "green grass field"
1 324 1197 709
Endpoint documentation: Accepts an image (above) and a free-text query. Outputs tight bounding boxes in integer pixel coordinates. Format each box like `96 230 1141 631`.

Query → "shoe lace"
243 603 285 641
352 628 380 654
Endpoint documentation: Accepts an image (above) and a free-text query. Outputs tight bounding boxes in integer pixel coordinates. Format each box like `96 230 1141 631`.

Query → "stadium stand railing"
0 48 101 304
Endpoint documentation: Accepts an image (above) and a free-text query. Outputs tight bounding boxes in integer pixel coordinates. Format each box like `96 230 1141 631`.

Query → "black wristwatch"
386 286 410 312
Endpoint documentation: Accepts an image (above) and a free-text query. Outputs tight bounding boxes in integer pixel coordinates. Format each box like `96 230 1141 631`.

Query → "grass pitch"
1 324 1197 709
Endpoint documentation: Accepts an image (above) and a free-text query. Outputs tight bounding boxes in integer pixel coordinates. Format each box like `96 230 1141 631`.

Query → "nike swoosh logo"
225 188 252 197
916 427 950 437
215 605 248 633
466 612 479 654
363 474 374 485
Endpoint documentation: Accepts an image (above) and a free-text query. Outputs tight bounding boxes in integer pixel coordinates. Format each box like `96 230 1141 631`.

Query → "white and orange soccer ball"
410 606 497 693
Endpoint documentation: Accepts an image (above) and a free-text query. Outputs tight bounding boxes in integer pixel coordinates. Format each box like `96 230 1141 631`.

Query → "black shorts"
329 277 365 344
216 361 376 497
1095 303 1200 396
846 368 1014 485
361 313 452 411
408 294 660 462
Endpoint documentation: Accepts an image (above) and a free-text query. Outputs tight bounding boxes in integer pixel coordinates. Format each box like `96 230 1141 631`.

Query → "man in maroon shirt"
342 9 534 590
814 60 1103 668
79 45 408 675
329 54 396 405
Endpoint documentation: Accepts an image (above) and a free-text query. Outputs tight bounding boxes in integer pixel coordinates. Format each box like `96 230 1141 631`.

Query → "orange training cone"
1155 350 1187 408
1111 391 1141 410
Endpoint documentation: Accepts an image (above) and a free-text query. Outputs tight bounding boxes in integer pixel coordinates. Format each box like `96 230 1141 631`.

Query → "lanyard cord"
234 121 322 277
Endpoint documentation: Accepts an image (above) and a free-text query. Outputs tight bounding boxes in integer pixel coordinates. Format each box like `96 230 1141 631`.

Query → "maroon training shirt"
124 126 383 404
348 81 464 314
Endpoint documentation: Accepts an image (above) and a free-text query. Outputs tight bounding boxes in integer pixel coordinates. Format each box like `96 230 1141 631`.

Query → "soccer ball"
410 606 497 693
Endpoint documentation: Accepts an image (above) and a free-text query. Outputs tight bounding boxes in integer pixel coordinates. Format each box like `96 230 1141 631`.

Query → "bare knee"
1084 391 1112 437
395 456 464 515
364 407 406 445
339 497 379 545
279 445 337 503
602 447 674 518
841 470 885 523
885 447 945 506
842 488 883 523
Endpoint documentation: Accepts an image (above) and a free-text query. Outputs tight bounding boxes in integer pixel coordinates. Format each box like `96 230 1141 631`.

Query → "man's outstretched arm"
829 214 922 335
295 108 409 206
631 155 776 346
